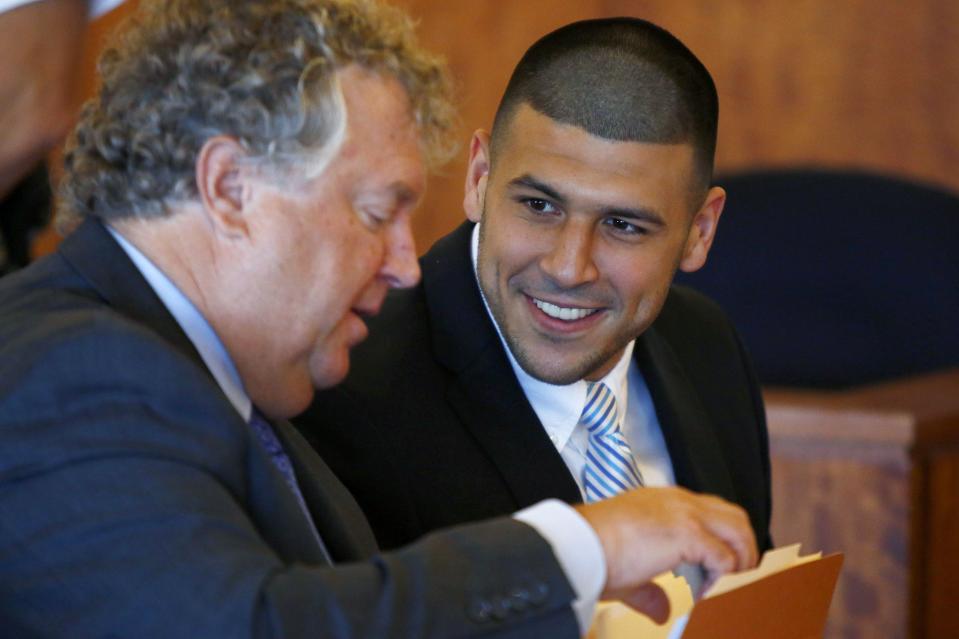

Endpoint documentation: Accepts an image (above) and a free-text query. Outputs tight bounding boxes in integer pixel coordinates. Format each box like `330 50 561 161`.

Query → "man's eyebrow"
508 173 666 226
391 183 418 205
600 204 666 227
507 174 567 204
384 181 420 208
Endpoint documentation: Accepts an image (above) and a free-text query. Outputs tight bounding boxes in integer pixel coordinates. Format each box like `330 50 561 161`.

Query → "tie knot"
580 382 619 435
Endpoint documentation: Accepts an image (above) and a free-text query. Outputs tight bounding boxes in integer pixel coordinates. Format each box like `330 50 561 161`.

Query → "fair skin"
120 68 755 624
117 65 423 419
464 103 726 384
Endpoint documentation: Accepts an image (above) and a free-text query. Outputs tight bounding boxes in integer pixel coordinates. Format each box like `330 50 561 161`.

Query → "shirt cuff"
513 499 606 634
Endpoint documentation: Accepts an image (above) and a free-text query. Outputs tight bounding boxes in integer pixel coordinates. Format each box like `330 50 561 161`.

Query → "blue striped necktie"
581 381 645 502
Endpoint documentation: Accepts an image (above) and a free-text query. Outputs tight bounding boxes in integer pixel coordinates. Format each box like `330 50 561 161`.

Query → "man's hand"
575 486 758 622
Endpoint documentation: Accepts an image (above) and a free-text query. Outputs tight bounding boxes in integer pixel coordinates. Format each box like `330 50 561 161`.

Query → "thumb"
619 582 671 625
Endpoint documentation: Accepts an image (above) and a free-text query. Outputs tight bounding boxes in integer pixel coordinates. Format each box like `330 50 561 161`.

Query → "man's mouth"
532 297 601 321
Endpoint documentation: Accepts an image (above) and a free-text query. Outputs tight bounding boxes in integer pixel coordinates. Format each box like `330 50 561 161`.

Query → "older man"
300 16 773 564
0 2 756 637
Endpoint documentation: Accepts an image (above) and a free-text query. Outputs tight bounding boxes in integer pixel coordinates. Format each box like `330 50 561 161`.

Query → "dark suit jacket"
300 222 773 552
0 220 579 638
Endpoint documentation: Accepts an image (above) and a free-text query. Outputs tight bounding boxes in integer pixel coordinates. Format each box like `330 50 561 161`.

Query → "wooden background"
393 0 959 249
57 0 959 254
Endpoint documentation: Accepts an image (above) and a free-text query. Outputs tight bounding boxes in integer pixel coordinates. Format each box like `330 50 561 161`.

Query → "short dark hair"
491 17 718 201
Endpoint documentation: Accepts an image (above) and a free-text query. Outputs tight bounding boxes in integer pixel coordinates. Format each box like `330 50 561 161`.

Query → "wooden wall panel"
396 0 959 251
765 370 959 638
922 451 959 637
38 0 959 256
770 443 911 637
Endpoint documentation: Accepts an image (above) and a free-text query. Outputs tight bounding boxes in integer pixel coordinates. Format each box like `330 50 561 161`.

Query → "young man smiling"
299 16 772 566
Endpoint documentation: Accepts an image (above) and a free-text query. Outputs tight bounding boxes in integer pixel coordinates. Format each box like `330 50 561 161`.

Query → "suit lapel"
58 220 206 371
244 422 335 564
422 223 581 508
273 419 378 561
635 321 737 503
60 220 353 563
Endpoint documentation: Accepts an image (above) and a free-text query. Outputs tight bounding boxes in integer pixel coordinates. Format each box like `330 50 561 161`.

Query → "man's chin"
310 353 351 391
510 338 624 386
512 352 592 386
253 383 315 421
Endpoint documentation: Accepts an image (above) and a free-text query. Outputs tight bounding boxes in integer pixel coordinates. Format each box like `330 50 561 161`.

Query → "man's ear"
679 186 726 273
195 136 251 238
463 130 491 223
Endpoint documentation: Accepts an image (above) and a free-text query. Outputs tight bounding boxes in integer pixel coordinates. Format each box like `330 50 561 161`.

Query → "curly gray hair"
60 0 455 223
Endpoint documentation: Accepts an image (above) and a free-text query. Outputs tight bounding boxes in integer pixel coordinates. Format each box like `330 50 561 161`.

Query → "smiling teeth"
533 298 599 321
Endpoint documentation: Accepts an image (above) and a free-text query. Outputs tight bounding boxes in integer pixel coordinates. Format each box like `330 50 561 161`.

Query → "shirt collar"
108 226 252 422
470 223 635 449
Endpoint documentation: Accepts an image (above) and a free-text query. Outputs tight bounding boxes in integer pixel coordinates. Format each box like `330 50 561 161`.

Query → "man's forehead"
492 105 695 206
496 105 691 172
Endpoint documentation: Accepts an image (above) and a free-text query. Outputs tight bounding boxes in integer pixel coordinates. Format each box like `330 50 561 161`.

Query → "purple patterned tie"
248 408 325 550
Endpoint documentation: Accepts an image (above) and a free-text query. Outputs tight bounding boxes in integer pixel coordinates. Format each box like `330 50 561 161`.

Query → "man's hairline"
487 101 712 219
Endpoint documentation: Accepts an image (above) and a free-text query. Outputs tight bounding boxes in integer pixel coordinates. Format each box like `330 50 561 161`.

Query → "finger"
619 582 671 625
694 497 758 571
709 515 758 572
683 524 739 587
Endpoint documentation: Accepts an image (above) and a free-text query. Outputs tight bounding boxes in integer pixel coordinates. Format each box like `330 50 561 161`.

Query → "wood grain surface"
394 0 959 251
36 0 959 256
765 370 959 638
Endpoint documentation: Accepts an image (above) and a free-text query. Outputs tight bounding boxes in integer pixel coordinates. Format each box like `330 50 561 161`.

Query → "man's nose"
380 216 421 289
538 220 599 288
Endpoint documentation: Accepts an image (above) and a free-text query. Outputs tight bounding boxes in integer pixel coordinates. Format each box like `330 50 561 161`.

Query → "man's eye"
604 217 645 235
522 198 556 214
355 204 391 230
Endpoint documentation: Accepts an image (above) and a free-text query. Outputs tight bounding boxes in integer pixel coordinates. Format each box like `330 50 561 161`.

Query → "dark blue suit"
0 220 579 637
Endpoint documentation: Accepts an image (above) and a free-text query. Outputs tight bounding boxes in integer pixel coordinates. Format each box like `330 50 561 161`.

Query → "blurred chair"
677 168 959 388
676 168 959 639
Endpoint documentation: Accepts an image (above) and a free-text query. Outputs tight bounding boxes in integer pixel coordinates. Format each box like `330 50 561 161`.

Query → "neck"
111 208 222 323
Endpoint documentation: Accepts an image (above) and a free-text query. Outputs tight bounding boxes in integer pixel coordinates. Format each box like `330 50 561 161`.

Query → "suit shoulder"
2 289 192 385
1 310 247 498
650 284 757 379
1 291 237 438
659 284 729 322
654 284 739 344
